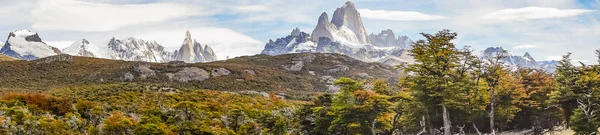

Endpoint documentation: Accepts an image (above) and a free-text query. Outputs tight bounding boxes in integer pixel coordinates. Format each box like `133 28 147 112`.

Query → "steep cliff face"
330 1 369 44
174 30 217 63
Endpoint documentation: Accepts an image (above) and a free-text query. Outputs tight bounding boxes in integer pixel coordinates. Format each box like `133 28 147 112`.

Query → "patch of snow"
5 32 57 59
286 38 296 48
290 42 316 53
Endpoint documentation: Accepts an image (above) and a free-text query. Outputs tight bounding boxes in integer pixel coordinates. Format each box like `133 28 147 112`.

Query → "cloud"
233 5 270 12
136 27 263 60
31 0 206 32
482 6 595 21
513 44 537 49
357 9 446 21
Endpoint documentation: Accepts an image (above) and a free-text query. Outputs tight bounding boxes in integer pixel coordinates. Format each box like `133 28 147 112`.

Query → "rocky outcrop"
174 31 218 63
166 67 210 82
211 68 231 77
35 54 73 64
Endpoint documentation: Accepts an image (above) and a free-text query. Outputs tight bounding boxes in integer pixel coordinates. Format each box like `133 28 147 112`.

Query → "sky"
0 0 599 63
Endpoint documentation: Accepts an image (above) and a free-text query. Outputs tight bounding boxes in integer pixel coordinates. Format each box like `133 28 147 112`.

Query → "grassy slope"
0 54 16 61
0 53 399 100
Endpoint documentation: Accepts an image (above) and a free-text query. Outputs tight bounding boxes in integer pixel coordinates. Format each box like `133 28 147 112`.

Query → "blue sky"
0 0 599 62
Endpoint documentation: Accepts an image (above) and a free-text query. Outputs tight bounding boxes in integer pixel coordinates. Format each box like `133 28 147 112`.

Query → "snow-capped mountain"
0 30 61 60
174 30 217 63
63 39 106 58
368 29 411 48
261 28 315 55
261 1 413 66
107 37 174 62
482 47 556 71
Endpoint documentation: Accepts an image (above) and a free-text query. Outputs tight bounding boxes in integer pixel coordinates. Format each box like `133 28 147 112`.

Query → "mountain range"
0 30 217 63
261 1 414 66
0 1 559 72
482 47 558 72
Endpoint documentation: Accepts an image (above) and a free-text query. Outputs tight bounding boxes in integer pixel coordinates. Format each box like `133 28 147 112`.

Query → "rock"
168 61 187 66
239 91 270 97
292 53 316 63
320 76 336 84
211 68 231 77
309 71 316 75
359 73 370 78
243 69 256 75
35 54 73 64
133 64 156 79
325 65 349 73
121 72 134 82
291 27 301 37
282 61 304 71
167 67 210 82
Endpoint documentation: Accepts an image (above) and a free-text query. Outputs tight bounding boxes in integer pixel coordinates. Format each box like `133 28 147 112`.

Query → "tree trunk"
489 88 496 135
371 118 377 135
442 105 451 135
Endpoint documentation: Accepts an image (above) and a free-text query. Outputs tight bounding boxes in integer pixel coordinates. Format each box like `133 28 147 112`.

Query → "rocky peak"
175 31 217 63
63 39 97 57
312 12 336 43
318 12 329 25
291 27 301 37
331 1 368 44
1 30 61 60
523 52 536 62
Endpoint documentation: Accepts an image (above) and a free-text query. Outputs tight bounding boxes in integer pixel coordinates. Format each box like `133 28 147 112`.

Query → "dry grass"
0 54 16 61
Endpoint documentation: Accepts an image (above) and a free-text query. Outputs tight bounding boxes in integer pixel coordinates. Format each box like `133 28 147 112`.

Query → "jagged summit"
331 1 368 44
63 39 98 58
263 1 414 66
175 31 217 63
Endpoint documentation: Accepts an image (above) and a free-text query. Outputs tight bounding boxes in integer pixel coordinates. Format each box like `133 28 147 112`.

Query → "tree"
402 29 465 135
102 111 135 135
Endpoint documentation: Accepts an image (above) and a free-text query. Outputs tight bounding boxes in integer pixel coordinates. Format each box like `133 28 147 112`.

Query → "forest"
0 30 599 135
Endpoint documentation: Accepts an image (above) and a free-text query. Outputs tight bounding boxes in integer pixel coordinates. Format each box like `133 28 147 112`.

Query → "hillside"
0 53 399 100
0 54 16 61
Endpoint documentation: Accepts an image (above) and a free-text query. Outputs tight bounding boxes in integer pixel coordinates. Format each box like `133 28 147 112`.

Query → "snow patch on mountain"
482 47 556 71
63 39 109 58
262 1 413 66
107 37 174 62
0 30 61 60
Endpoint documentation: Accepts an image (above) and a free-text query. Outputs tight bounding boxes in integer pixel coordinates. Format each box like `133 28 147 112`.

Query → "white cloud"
482 6 595 21
233 5 270 12
136 27 263 60
31 0 206 32
513 44 537 49
45 40 75 50
358 9 446 21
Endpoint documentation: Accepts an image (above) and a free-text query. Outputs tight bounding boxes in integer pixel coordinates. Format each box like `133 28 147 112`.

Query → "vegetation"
0 29 599 134
0 54 16 61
